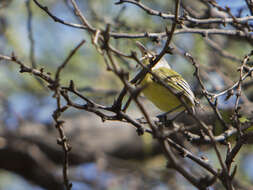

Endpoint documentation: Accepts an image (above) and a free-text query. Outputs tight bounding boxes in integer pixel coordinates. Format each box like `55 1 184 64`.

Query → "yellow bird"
136 42 196 114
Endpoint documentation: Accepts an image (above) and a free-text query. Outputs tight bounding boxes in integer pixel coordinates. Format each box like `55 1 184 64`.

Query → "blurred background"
1 0 253 189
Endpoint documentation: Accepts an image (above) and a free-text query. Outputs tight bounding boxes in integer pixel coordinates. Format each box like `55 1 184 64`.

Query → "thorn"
69 80 75 90
40 68 44 73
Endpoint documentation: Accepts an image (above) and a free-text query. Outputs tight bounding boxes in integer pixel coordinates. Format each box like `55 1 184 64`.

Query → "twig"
69 0 95 32
131 0 180 85
115 0 253 25
245 0 253 16
0 53 54 84
32 0 253 42
32 0 86 30
166 137 218 176
26 0 36 69
160 139 209 189
55 40 85 81
205 37 241 62
185 52 229 129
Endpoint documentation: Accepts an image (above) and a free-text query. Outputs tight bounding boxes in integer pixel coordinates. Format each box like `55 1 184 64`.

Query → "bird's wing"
152 67 195 105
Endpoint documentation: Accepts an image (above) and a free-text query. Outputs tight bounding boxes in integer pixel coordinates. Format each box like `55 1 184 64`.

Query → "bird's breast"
140 73 183 112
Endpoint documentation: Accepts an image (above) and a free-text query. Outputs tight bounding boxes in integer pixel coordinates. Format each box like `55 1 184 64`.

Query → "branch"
32 0 253 42
55 40 85 81
115 0 253 25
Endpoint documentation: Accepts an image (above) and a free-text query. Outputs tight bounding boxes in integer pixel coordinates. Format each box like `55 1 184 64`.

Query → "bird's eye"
135 64 140 69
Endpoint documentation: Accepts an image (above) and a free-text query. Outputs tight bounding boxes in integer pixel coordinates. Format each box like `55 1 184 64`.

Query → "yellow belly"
140 74 185 112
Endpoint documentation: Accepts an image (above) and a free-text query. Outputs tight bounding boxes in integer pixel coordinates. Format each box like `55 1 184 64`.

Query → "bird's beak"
136 41 148 56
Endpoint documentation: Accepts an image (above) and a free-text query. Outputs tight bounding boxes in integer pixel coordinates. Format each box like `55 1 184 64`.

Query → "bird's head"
135 41 171 69
136 41 154 66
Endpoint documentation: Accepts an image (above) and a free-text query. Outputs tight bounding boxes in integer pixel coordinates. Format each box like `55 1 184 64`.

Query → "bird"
135 42 197 116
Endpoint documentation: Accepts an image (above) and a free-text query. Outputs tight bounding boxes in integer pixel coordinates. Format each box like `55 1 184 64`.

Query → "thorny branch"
1 40 85 190
33 0 253 42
